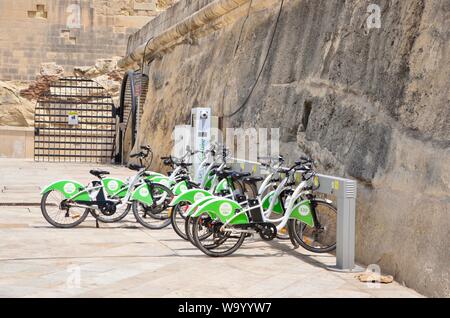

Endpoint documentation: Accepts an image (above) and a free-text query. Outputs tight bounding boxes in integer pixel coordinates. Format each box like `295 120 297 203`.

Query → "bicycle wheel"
291 199 337 253
269 189 290 240
185 215 196 246
171 202 190 240
90 204 131 223
230 180 245 197
40 190 89 228
185 215 213 246
192 213 246 257
242 182 258 199
170 181 199 239
132 183 173 229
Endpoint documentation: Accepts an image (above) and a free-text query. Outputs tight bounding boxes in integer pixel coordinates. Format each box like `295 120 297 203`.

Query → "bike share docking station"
175 107 360 271
173 107 219 182
233 161 360 272
311 174 360 272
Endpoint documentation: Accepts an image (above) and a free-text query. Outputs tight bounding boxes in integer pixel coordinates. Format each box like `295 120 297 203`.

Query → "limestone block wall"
0 126 34 158
0 0 176 80
126 0 450 297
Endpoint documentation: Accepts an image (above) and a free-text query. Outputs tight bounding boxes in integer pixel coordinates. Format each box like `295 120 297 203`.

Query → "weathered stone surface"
0 0 178 81
74 56 124 106
0 81 34 126
38 62 64 77
95 74 121 95
74 56 122 77
19 63 64 101
0 55 124 129
130 0 450 297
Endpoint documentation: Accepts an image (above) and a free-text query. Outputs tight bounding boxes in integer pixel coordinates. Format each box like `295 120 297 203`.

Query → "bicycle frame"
60 168 148 211
191 162 316 232
220 179 312 231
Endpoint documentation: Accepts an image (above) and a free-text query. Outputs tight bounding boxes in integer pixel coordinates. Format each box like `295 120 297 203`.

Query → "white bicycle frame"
222 170 312 232
230 160 283 218
67 168 147 210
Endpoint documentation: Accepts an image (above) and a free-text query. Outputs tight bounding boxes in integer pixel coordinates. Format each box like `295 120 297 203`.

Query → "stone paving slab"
0 159 423 298
0 159 132 205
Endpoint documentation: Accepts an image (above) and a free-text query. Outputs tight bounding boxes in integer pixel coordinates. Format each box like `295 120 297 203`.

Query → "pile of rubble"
19 63 65 101
73 56 124 104
0 57 126 127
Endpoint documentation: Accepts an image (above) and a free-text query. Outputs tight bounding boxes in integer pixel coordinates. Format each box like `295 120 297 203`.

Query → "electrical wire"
223 0 285 118
233 0 253 56
141 36 154 78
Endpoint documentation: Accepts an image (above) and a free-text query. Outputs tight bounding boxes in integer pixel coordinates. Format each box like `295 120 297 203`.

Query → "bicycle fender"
144 171 165 179
102 177 127 198
289 200 314 227
173 180 189 195
169 189 212 206
261 190 283 214
131 183 154 206
148 175 173 188
192 197 249 225
213 178 229 194
40 180 91 201
185 196 216 217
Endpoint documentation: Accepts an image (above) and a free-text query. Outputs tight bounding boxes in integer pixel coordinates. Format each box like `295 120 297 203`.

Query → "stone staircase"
0 185 42 206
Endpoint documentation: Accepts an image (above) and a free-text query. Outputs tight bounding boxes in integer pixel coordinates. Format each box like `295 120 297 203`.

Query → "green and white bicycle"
40 146 174 229
170 145 256 240
174 154 285 253
182 157 337 257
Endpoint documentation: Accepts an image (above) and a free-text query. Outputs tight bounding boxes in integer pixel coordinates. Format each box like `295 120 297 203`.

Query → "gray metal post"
336 187 356 269
230 166 358 271
311 174 358 271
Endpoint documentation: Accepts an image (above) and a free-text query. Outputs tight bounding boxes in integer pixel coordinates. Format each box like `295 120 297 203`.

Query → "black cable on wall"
223 0 285 119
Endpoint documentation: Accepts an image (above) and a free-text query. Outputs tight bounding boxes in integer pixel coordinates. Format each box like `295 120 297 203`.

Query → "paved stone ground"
0 159 423 298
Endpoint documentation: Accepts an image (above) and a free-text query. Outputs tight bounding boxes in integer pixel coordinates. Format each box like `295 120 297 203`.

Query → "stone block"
113 26 126 33
133 2 156 11
114 15 152 28
0 126 34 159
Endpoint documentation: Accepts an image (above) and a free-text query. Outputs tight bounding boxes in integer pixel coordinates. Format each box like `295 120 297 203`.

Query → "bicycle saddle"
215 170 233 178
89 169 110 178
127 164 143 171
243 176 264 184
231 172 252 180
277 167 291 174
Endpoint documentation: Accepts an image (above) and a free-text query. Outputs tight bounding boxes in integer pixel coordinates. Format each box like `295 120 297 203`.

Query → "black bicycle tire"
171 202 189 240
41 190 89 228
292 199 337 253
192 215 246 257
132 183 173 229
90 204 131 223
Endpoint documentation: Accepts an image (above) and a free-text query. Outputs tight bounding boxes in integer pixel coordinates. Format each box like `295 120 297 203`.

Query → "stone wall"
0 0 178 80
127 0 450 297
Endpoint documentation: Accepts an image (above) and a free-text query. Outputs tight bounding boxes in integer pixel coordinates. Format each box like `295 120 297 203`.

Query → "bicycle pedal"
279 227 288 234
303 236 313 245
71 213 80 219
